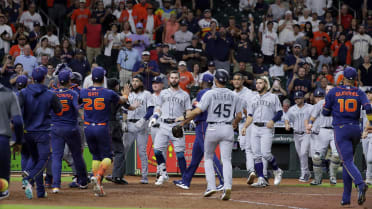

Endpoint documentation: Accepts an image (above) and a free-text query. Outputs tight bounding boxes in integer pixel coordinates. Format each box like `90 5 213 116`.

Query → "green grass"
0 205 156 209
10 176 74 183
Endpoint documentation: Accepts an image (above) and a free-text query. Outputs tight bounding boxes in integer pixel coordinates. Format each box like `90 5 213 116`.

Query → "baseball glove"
172 125 184 138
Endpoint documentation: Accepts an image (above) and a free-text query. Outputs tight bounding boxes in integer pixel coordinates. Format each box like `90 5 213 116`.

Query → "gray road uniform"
197 87 242 191
234 87 256 173
362 110 372 181
285 103 313 179
123 90 154 181
310 99 340 182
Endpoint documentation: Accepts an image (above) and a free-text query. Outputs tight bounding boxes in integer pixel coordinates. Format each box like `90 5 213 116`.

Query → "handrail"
37 7 60 37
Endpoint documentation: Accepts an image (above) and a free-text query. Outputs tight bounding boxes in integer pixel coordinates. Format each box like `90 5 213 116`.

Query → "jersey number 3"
213 104 231 118
83 98 105 110
337 98 357 112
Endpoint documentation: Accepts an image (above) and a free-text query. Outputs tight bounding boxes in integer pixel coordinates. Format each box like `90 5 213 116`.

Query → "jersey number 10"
83 98 106 110
337 98 357 112
213 104 231 118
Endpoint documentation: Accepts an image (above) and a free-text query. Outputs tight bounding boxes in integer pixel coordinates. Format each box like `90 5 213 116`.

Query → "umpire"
0 82 23 200
105 78 128 184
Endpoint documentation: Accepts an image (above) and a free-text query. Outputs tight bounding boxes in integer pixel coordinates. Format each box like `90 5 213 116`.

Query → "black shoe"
105 175 113 182
340 200 350 206
113 177 128 185
358 184 368 205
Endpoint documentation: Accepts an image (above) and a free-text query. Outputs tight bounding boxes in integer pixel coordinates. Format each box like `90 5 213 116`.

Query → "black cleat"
357 184 368 205
340 200 350 206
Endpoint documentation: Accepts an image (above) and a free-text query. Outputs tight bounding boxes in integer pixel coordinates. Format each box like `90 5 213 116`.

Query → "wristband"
309 120 313 125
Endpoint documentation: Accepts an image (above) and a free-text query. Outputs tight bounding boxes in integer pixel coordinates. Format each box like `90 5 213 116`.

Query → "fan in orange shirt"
133 0 151 21
9 35 34 58
310 21 330 55
178 61 194 93
70 0 91 37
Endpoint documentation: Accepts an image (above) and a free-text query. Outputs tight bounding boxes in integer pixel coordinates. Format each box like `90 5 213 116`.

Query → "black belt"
208 122 231 125
294 131 305 135
254 122 266 127
152 124 160 128
128 119 140 123
312 132 319 135
322 127 333 129
162 119 176 124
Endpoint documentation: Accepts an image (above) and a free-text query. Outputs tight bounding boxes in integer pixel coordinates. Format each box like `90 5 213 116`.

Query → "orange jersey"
9 45 34 58
71 8 91 35
311 31 330 55
179 70 194 93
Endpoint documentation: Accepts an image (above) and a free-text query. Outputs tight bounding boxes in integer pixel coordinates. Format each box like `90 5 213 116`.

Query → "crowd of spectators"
0 0 372 107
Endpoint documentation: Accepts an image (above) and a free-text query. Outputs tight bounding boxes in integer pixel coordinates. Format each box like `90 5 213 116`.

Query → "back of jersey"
81 87 119 123
325 86 369 126
197 88 241 123
51 88 79 126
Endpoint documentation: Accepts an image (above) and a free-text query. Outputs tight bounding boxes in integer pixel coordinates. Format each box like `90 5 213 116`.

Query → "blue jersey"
194 88 210 122
80 86 120 123
19 84 62 132
323 85 370 126
51 88 79 126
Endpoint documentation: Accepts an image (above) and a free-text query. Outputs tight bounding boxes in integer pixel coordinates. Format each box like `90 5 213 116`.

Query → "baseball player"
150 76 167 180
0 80 23 200
149 70 192 185
18 67 63 199
241 76 284 187
362 87 372 185
80 67 132 197
50 70 89 193
285 91 313 182
306 86 340 185
173 74 224 190
123 74 154 184
232 73 257 184
181 69 242 200
322 67 370 206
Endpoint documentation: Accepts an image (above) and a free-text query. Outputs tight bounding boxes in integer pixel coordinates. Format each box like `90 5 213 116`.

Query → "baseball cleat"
155 174 169 186
340 200 350 206
173 180 190 190
52 188 60 194
216 184 224 191
330 177 337 185
69 176 79 188
140 178 149 184
273 168 283 185
38 192 48 198
91 176 105 197
221 189 231 201
366 178 372 185
247 171 256 185
310 179 322 186
298 172 310 182
357 184 368 205
0 190 9 200
79 183 88 189
23 179 33 199
251 177 268 188
203 189 217 197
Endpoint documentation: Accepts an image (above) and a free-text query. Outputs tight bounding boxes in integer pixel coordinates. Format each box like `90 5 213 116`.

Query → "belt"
121 68 132 72
294 131 305 135
254 122 266 127
152 124 160 128
84 121 107 126
128 119 140 123
322 127 333 129
312 132 319 135
208 122 231 125
161 118 176 124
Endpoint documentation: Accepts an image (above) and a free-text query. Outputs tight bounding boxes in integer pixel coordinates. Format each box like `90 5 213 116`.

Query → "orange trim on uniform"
84 121 107 126
55 110 63 116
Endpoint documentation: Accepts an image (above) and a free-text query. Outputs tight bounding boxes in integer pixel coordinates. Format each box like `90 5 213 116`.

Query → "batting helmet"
215 69 229 84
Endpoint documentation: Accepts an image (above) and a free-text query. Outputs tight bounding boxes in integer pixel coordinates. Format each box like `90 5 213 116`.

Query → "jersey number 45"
213 104 231 118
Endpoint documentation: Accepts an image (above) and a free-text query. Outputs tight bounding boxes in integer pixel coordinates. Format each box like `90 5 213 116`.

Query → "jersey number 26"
83 98 106 110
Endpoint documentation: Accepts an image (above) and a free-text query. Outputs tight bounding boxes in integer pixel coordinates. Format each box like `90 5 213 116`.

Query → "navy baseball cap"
202 74 214 84
133 74 144 82
16 75 28 86
344 67 357 80
294 91 304 99
32 67 46 82
92 67 105 81
58 70 72 84
366 88 372 93
314 88 325 97
152 76 163 83
208 61 215 66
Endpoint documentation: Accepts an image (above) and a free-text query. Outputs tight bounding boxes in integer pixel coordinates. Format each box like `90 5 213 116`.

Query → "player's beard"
133 85 143 93
170 81 179 88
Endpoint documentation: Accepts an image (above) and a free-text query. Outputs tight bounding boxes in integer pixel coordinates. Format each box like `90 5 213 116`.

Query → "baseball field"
1 176 371 209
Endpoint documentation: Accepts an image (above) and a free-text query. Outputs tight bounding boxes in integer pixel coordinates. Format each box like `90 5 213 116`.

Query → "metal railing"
37 7 60 37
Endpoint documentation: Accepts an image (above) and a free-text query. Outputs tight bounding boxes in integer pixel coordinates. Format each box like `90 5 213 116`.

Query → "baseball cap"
256 53 263 58
293 43 302 49
136 22 143 28
34 22 40 27
152 76 163 83
178 61 187 66
142 51 150 56
319 20 326 25
125 37 132 43
314 88 325 97
202 74 214 84
58 70 72 84
133 74 144 82
285 10 292 15
92 67 105 82
208 61 215 66
240 30 248 35
162 44 169 48
16 75 28 86
192 35 198 40
32 67 47 82
343 67 357 80
180 20 188 26
294 91 304 99
366 87 372 93
204 9 211 14
76 49 85 55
